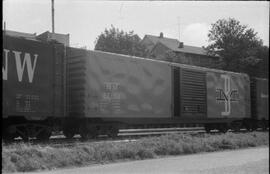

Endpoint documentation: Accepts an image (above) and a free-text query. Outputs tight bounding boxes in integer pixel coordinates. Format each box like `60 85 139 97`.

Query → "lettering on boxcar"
261 93 268 98
216 74 239 116
15 94 40 112
2 49 38 83
2 49 9 80
100 82 121 114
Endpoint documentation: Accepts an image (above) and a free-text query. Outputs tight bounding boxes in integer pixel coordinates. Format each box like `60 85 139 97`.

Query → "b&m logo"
216 74 239 116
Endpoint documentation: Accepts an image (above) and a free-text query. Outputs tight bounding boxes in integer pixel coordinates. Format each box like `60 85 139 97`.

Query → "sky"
3 0 269 49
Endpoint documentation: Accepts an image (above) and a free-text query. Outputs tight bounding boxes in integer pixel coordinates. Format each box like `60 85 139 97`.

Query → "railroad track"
4 127 267 147
5 127 205 147
44 128 207 148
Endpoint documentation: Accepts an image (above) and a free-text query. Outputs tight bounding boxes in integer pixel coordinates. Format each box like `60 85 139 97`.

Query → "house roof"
36 31 70 46
3 30 70 46
144 34 209 56
144 34 178 45
3 30 37 40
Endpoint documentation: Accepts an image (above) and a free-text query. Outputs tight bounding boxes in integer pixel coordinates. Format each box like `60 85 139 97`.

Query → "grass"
2 131 269 173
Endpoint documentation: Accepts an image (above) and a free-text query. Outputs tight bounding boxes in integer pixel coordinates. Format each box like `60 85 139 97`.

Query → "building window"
192 55 200 65
200 57 210 65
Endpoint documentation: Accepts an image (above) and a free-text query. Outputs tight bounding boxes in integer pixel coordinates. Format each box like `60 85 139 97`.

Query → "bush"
2 131 268 173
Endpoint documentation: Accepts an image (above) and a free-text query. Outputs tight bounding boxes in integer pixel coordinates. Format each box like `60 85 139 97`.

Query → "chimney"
159 32 164 38
179 42 184 48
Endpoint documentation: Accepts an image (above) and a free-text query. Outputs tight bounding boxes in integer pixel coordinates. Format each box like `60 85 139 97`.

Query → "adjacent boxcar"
250 78 269 129
2 35 66 140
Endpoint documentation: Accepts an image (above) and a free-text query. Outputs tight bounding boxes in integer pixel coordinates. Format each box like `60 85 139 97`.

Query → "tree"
247 45 269 78
164 50 177 62
94 25 148 57
206 18 268 78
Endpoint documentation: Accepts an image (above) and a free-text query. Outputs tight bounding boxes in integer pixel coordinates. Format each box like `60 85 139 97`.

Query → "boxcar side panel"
2 36 64 119
67 49 172 118
254 78 269 120
206 71 250 119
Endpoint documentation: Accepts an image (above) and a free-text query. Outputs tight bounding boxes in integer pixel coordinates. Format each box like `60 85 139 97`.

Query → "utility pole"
177 16 181 41
4 21 6 37
52 0 55 33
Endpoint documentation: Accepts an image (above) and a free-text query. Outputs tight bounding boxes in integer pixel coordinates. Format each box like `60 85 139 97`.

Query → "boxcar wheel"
251 124 258 131
217 124 228 133
36 129 52 141
63 129 75 139
21 135 29 142
259 119 267 131
204 124 212 133
79 125 98 140
107 126 119 138
244 122 253 132
230 121 241 132
79 130 95 140
262 122 267 131
16 127 29 142
80 132 91 140
2 133 16 142
3 127 17 142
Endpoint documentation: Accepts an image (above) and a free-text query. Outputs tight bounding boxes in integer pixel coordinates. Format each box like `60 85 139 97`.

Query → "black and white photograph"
2 0 269 173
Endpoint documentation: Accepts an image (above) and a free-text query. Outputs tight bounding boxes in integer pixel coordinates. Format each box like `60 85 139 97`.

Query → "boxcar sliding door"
180 68 207 118
173 67 181 117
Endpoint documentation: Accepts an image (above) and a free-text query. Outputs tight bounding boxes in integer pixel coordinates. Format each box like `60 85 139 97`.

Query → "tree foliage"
164 50 177 62
94 25 148 57
206 18 268 78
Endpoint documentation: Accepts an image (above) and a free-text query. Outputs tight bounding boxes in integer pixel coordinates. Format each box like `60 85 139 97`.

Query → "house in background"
4 30 70 46
141 33 219 68
36 31 70 46
4 30 37 41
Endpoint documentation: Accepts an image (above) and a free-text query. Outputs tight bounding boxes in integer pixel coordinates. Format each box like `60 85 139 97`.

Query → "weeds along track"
2 131 268 173
3 127 265 148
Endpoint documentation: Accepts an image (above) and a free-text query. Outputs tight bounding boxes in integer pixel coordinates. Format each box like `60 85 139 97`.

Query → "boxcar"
250 78 269 129
3 33 265 141
64 48 173 138
2 35 66 140
63 48 251 138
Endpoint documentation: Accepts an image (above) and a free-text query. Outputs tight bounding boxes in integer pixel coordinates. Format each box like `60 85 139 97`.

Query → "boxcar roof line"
90 49 249 77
